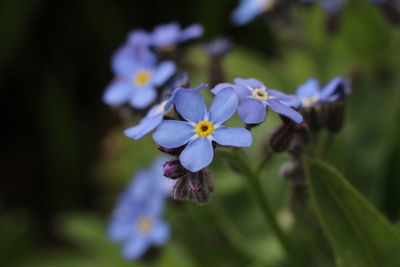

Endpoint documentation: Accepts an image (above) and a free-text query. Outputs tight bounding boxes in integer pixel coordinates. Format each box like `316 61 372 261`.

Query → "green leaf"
308 160 400 267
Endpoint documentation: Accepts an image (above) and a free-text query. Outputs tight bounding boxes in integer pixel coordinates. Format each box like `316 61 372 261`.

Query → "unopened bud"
322 100 346 133
163 160 187 179
269 121 295 153
172 170 214 204
157 145 184 155
279 157 306 185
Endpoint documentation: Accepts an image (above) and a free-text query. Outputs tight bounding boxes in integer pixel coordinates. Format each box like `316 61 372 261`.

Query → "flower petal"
267 99 303 123
150 220 170 246
181 24 203 42
123 235 149 260
320 76 343 99
211 83 250 99
268 89 296 102
153 61 176 86
175 89 207 123
152 120 194 148
296 78 320 98
238 98 267 124
103 81 132 106
213 127 252 147
180 138 214 172
234 77 264 89
130 87 157 109
124 108 163 140
208 87 238 124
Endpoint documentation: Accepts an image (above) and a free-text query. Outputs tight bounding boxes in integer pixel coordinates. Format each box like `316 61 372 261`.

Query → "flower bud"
269 121 295 153
157 145 184 155
279 157 306 185
322 100 346 133
172 170 214 204
163 160 187 179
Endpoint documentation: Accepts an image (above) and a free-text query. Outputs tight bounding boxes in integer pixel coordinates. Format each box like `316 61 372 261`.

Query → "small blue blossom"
124 84 208 140
103 45 176 109
151 22 203 49
285 76 348 109
108 157 174 261
212 78 302 125
231 0 276 26
153 88 252 172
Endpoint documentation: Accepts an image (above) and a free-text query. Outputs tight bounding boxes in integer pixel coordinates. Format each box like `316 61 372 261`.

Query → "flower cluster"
103 22 203 110
108 158 175 261
270 76 351 184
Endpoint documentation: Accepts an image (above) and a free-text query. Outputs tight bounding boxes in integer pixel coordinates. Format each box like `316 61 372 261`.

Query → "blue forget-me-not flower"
103 34 176 109
153 87 252 172
212 78 303 125
108 157 174 260
231 0 277 26
151 22 203 49
285 76 346 109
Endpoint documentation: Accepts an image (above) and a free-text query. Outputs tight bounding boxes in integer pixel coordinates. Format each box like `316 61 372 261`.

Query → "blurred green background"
1 0 400 266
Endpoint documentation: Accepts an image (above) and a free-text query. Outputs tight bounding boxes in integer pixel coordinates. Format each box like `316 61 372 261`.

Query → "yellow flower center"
137 216 152 233
252 89 269 101
301 96 319 107
133 70 151 87
195 121 214 137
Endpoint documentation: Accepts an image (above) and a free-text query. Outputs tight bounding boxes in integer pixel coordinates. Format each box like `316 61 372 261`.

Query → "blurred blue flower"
103 32 176 109
151 22 203 48
212 78 302 124
286 76 347 109
153 88 252 172
231 0 276 26
108 157 174 261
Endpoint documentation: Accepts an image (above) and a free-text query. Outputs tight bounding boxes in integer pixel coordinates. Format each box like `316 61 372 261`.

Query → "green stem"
210 199 255 259
256 149 274 175
227 149 305 267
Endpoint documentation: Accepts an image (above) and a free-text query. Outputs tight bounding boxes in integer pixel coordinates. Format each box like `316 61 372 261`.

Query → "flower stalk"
226 149 305 267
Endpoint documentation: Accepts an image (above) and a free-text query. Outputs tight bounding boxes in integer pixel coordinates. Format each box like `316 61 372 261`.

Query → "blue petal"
208 87 238 125
175 89 207 123
130 87 157 109
150 220 170 245
231 0 265 26
296 78 320 98
267 99 303 123
153 61 176 86
234 77 264 89
238 98 267 124
103 81 132 106
268 89 296 102
213 127 252 147
152 120 194 148
181 24 203 42
123 235 149 260
112 45 156 78
320 76 343 99
152 22 180 47
195 83 208 91
108 221 131 242
180 138 214 172
124 107 163 140
211 83 250 99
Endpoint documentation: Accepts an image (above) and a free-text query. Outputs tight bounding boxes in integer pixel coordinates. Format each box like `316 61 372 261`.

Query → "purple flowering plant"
102 10 356 265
